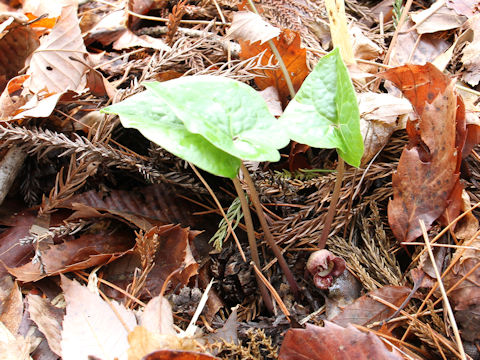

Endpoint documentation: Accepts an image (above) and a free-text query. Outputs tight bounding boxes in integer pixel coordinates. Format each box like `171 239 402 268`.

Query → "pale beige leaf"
113 29 171 51
259 86 282 116
60 275 137 360
27 294 63 357
24 4 87 94
359 92 412 164
0 276 22 335
225 11 280 44
140 296 176 336
461 14 480 86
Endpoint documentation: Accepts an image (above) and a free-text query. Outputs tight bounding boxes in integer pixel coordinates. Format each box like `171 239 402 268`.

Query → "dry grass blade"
419 220 466 360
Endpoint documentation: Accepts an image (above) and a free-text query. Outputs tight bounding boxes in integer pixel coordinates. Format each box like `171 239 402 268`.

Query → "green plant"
280 48 363 249
102 47 363 307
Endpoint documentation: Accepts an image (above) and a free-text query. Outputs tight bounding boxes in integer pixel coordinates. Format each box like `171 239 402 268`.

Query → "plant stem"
232 178 274 313
318 157 345 250
240 163 299 297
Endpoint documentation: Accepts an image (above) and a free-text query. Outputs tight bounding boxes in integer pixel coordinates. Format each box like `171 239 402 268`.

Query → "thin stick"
189 163 246 262
318 157 345 249
240 163 299 296
233 178 274 313
420 220 466 360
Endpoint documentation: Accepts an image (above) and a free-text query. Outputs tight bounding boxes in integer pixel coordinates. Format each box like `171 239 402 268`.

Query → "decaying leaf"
225 11 280 45
239 29 308 105
0 13 39 93
24 4 88 94
446 0 480 18
60 275 137 360
278 322 403 359
389 20 450 67
379 64 464 243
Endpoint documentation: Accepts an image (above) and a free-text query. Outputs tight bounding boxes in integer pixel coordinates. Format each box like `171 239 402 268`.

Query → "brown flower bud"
306 250 346 289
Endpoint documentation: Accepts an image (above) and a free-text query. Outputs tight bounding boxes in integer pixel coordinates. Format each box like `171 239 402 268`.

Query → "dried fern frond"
0 125 206 193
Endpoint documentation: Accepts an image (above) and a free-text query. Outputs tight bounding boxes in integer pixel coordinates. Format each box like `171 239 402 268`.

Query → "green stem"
240 163 299 297
233 178 274 313
318 157 345 249
245 0 296 99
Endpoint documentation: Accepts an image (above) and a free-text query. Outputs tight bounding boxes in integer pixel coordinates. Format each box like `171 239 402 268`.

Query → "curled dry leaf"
239 29 308 106
389 20 450 67
0 13 39 93
225 11 280 45
27 294 63 357
0 276 23 335
359 92 413 164
379 63 465 243
278 322 403 360
60 275 137 360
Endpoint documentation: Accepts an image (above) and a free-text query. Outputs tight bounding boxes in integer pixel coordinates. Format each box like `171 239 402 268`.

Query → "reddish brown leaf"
0 14 39 93
278 322 403 360
7 229 134 282
239 29 308 106
331 286 411 327
379 64 464 242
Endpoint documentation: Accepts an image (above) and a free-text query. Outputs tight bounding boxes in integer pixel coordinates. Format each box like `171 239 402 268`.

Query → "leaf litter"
0 0 480 359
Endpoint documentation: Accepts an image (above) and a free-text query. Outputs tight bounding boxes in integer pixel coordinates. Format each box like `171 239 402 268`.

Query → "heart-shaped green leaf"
145 76 289 162
102 90 241 178
280 48 363 167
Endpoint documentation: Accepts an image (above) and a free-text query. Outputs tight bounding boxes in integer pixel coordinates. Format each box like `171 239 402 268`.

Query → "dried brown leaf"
0 13 39 93
379 64 464 242
226 11 280 45
60 275 137 359
0 276 23 334
7 229 134 282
